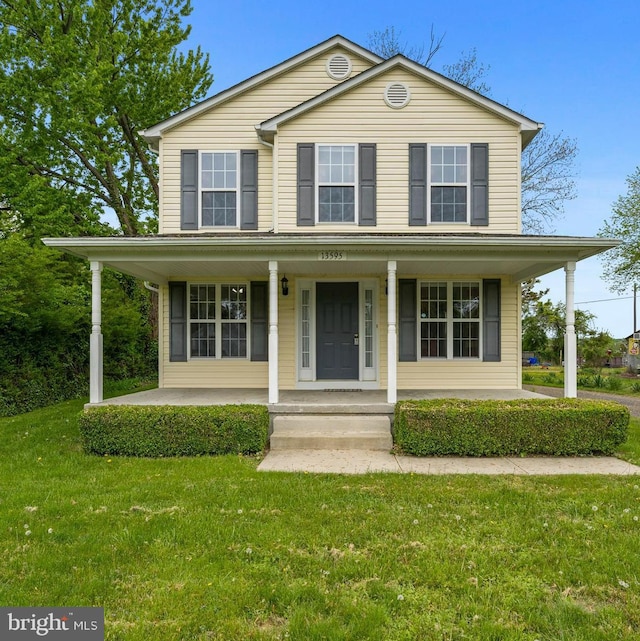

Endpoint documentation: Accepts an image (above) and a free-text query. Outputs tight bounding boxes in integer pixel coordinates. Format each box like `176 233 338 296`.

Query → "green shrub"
631 381 640 394
577 375 592 388
522 372 533 383
592 374 607 388
606 376 624 392
79 405 269 457
394 399 629 457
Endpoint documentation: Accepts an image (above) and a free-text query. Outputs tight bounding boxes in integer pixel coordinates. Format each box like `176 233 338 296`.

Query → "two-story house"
45 35 616 405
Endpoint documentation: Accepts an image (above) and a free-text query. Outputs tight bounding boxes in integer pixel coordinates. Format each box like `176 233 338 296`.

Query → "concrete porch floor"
91 387 550 409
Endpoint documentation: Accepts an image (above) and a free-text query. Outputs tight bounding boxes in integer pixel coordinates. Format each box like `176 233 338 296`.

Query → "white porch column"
564 261 577 398
268 261 279 404
90 261 104 404
387 260 398 403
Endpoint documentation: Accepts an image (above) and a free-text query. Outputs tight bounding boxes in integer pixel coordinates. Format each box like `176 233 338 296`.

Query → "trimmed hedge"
79 405 269 457
394 398 629 457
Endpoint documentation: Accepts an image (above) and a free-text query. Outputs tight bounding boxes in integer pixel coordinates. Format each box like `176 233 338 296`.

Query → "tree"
521 278 549 315
367 26 577 234
599 166 640 293
442 48 491 96
580 331 620 369
367 26 444 67
521 130 578 234
0 0 213 236
522 299 595 364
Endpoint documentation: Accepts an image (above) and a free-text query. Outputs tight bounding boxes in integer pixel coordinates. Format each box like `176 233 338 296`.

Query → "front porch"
91 386 548 410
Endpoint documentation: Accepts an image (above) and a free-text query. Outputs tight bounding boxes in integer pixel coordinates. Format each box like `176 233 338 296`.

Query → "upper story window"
429 145 469 223
317 145 356 223
200 152 239 227
409 143 488 227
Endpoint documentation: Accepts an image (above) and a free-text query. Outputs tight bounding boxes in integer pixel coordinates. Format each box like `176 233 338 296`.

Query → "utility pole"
635 284 637 333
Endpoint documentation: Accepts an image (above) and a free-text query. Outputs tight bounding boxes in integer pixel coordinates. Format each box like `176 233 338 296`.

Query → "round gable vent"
384 82 411 109
326 54 352 80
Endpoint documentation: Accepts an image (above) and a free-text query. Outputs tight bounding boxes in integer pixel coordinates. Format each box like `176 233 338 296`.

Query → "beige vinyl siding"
158 48 374 234
277 68 521 234
159 275 518 390
397 278 519 389
278 281 297 389
160 283 268 389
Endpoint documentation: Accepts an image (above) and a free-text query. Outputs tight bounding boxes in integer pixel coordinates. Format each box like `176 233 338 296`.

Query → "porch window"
190 285 216 357
189 283 247 358
221 284 247 357
317 145 356 222
420 281 480 359
430 145 468 223
200 152 238 227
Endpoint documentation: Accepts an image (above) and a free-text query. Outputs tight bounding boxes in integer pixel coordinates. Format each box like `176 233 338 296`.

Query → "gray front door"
316 282 359 380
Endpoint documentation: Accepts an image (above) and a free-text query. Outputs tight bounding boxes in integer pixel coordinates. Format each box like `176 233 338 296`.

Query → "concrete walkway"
258 450 640 475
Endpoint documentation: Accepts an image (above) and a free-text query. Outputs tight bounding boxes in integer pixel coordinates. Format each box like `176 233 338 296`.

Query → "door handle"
353 333 359 346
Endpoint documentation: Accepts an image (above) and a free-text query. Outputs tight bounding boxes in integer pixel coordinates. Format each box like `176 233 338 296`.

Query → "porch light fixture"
280 275 289 296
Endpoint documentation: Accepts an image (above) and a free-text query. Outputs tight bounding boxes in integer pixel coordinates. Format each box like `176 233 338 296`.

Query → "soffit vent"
326 54 352 80
384 82 411 109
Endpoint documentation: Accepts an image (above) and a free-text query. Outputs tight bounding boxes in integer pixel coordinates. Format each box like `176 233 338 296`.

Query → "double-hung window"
200 152 238 227
317 144 356 222
420 281 480 359
430 145 469 223
189 283 247 358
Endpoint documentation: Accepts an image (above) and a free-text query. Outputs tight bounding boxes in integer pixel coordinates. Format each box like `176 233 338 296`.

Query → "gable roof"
140 35 383 149
257 55 543 147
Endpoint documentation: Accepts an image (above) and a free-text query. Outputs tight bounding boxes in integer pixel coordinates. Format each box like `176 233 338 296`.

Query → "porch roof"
43 233 618 285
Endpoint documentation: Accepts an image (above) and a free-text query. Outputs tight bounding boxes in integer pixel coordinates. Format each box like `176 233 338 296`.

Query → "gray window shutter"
169 282 188 362
409 144 427 226
483 279 501 362
240 150 258 230
359 143 376 226
399 279 417 362
470 143 489 226
250 281 268 361
297 143 315 226
181 151 198 230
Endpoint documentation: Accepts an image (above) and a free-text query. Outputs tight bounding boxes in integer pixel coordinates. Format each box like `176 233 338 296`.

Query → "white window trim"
187 282 250 360
427 144 471 225
315 143 359 224
418 280 482 360
199 151 240 229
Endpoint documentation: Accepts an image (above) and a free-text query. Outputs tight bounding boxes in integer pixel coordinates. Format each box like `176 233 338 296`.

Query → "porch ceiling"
43 233 619 285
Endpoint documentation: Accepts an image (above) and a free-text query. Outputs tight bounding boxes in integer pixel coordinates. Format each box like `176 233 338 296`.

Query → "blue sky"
182 0 640 337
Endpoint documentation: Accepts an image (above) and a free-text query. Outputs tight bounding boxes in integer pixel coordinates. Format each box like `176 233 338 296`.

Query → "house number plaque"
318 251 347 261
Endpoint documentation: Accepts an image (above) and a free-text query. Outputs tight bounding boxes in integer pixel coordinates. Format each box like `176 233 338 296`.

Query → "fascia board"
139 35 383 141
43 235 618 255
258 56 543 136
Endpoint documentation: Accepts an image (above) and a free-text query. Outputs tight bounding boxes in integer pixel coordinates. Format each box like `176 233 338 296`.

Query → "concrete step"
270 415 392 451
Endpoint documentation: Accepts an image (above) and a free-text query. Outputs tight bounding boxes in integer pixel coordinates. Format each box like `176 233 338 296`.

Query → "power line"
575 296 634 305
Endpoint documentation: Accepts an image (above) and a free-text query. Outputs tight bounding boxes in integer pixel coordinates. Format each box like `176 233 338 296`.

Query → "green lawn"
523 366 640 395
1 400 640 640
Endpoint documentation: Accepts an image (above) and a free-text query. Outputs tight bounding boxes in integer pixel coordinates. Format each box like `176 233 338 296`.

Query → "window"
317 145 356 222
430 145 468 223
189 283 247 358
420 281 480 359
190 285 216 357
200 152 238 227
221 284 247 358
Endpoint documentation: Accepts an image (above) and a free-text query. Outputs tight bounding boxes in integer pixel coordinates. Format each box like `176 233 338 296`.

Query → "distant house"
45 35 617 403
